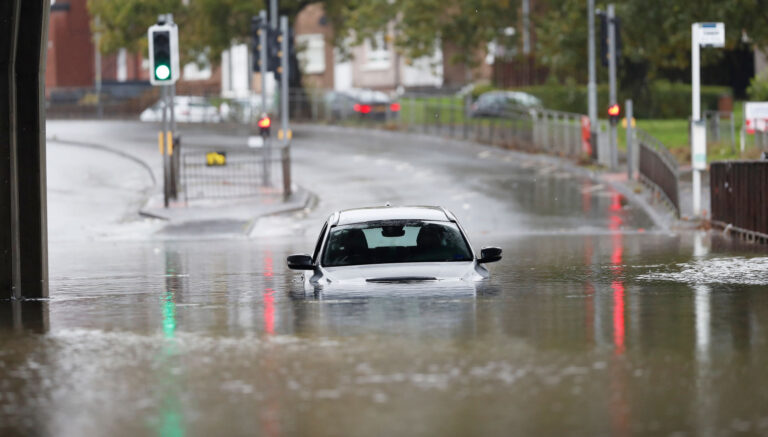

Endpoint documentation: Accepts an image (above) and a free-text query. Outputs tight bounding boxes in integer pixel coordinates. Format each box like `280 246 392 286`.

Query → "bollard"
282 145 292 200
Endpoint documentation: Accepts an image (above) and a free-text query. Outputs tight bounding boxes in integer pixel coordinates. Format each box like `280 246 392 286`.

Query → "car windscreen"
322 220 473 267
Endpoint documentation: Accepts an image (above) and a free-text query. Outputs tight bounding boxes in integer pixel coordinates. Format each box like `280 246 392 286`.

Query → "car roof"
333 206 455 226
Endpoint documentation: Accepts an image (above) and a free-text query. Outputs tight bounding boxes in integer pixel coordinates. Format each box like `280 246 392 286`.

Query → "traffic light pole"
259 10 270 186
161 85 170 208
280 16 289 146
587 0 597 127
608 4 618 169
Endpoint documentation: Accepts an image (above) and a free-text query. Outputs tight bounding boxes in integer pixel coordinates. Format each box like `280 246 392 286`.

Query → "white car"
139 96 221 123
287 206 502 292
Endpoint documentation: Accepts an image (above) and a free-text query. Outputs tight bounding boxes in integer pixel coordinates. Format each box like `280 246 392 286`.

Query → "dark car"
286 206 502 291
324 89 400 121
470 90 542 118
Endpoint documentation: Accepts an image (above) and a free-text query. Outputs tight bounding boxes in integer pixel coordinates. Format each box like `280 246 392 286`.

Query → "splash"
638 257 768 286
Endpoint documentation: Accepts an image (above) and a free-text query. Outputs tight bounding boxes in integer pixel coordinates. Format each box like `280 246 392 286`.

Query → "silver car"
287 206 502 291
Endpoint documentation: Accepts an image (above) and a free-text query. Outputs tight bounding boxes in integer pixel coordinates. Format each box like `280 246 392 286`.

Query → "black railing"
710 161 768 243
181 144 289 203
637 128 680 216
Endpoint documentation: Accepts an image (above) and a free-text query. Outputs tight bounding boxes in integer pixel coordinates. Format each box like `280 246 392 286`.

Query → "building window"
364 32 390 70
297 34 326 74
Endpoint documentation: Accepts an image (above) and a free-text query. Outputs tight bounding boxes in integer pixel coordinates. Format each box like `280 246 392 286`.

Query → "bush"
479 81 731 119
747 73 768 101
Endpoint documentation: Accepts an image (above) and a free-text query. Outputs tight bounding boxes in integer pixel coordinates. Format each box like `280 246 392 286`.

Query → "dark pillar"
0 0 49 299
0 0 21 300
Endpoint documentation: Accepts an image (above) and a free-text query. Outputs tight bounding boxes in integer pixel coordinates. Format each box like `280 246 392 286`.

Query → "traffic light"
268 27 281 74
273 28 295 82
608 104 621 126
599 13 621 67
258 114 271 137
148 23 179 85
252 16 264 72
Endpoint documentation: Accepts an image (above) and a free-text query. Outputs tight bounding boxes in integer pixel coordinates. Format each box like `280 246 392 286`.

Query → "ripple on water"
637 256 768 286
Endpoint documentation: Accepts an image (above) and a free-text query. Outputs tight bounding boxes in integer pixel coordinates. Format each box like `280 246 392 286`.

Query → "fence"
637 128 680 216
289 89 597 161
710 161 768 243
180 143 290 203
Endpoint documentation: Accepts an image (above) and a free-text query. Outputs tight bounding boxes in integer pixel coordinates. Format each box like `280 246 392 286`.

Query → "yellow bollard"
158 131 164 155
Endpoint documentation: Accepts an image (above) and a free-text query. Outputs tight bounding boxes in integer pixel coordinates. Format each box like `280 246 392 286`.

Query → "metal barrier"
289 89 593 162
637 128 680 216
710 161 768 243
181 144 289 203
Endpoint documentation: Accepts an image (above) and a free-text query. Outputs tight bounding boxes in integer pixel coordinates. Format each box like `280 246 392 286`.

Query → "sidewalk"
140 187 314 237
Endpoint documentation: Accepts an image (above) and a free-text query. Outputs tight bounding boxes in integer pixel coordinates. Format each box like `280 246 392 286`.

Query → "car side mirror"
478 247 502 264
287 254 314 270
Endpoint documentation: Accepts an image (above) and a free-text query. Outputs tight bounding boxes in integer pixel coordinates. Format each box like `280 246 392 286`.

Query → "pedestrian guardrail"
710 161 768 244
180 144 289 203
289 89 597 163
637 128 680 217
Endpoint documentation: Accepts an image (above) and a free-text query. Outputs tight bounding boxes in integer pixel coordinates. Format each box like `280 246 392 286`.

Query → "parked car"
139 96 221 123
470 90 542 118
324 89 400 121
287 205 502 291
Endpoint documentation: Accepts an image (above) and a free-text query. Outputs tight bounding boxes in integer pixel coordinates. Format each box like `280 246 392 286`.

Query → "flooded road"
3 123 768 436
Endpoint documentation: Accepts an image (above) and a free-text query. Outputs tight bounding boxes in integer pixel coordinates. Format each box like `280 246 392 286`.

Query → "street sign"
691 122 707 171
694 22 725 48
744 102 768 133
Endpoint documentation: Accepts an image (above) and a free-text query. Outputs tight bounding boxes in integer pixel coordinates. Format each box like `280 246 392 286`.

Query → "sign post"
691 22 725 217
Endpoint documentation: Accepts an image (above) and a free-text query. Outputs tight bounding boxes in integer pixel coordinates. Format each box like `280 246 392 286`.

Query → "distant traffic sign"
694 22 725 48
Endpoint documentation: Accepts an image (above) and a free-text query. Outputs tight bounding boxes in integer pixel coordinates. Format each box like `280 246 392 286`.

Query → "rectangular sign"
695 22 725 47
691 122 707 170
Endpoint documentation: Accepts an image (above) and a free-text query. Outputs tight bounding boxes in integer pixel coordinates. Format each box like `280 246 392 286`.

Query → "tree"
88 0 517 73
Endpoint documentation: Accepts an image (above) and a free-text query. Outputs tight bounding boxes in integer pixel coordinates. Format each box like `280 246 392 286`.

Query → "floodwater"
3 231 768 436
3 123 768 436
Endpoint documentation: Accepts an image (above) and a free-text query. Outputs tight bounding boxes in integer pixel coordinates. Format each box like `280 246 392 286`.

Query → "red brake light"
258 117 271 128
353 103 361 112
390 102 401 112
360 104 372 114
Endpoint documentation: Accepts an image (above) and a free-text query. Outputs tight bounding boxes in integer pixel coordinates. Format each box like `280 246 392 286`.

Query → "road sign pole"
587 0 597 127
608 4 618 169
260 10 268 114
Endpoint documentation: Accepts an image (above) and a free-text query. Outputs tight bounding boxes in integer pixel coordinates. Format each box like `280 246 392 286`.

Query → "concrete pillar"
1 0 50 299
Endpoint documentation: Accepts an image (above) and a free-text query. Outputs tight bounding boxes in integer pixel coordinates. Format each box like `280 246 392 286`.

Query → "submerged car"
139 96 221 123
470 90 542 118
287 206 502 290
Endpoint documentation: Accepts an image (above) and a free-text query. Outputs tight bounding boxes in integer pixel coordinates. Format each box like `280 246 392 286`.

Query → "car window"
322 220 473 267
312 222 328 263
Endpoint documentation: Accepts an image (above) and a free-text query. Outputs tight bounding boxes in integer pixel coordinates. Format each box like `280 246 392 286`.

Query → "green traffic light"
155 64 171 81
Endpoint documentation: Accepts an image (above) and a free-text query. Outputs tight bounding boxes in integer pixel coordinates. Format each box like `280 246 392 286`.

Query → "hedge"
477 81 731 119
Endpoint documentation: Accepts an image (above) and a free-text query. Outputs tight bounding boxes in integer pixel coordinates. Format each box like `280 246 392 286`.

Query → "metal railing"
710 161 768 243
181 144 290 203
289 89 595 162
637 128 680 216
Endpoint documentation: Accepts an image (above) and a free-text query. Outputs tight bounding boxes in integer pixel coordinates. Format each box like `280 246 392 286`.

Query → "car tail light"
390 102 401 112
353 103 361 112
356 104 371 114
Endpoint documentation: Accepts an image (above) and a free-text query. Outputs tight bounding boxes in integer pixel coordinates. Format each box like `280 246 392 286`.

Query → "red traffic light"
258 116 271 128
607 104 621 117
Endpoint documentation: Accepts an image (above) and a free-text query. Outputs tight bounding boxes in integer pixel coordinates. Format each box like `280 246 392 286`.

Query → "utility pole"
607 4 618 169
280 15 289 146
94 16 103 119
522 0 530 55
270 0 278 29
587 0 597 127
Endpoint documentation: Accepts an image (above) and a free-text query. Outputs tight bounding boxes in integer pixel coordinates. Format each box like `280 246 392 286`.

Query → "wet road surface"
2 122 768 436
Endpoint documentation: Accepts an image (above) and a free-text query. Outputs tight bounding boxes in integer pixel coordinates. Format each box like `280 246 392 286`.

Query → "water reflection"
0 300 49 333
